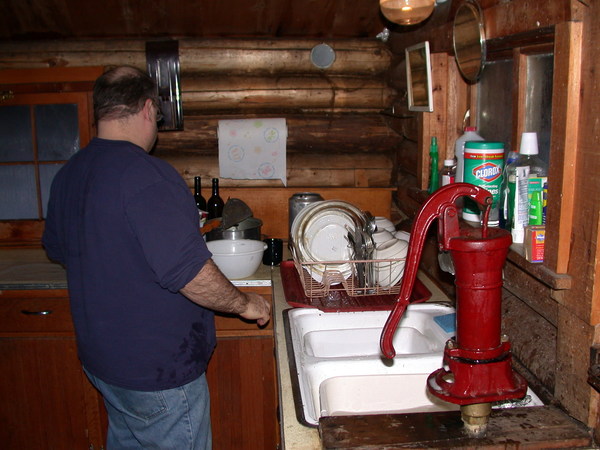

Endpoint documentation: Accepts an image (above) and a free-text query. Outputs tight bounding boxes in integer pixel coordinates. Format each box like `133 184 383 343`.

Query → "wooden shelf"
406 187 572 291
507 244 571 290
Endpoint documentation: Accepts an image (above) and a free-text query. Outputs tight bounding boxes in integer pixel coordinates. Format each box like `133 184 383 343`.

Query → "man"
42 66 271 449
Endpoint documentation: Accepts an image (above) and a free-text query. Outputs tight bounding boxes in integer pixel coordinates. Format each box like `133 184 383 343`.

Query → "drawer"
0 297 74 334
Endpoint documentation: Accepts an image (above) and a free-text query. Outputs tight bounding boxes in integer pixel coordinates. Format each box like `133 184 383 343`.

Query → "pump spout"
380 184 492 359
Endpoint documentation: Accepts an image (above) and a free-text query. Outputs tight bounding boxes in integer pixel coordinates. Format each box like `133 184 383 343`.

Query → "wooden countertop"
0 247 272 291
0 248 67 290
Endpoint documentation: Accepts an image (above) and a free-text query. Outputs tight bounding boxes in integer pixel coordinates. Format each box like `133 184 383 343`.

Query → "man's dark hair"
93 66 158 123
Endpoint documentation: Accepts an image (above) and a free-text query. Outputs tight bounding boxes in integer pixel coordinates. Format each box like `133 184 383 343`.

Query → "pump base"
427 346 528 405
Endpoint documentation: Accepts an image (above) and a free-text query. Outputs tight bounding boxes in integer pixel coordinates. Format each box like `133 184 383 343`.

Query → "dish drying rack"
291 255 407 298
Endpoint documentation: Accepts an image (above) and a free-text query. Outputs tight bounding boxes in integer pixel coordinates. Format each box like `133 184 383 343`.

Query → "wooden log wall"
0 38 401 189
384 0 599 435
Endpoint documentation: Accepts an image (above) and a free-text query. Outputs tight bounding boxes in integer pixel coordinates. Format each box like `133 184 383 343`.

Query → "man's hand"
240 292 271 326
181 259 271 327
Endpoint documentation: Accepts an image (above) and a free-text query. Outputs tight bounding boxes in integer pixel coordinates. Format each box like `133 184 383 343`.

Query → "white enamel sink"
319 374 542 419
285 304 543 426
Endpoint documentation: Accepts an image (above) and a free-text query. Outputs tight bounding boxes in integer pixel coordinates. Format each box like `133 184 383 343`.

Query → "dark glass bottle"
194 176 207 212
207 178 224 220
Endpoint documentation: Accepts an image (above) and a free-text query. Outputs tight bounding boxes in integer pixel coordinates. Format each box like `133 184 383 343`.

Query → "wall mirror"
453 0 486 83
405 41 433 112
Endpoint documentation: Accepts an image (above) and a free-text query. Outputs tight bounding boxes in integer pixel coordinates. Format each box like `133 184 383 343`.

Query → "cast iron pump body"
379 183 527 433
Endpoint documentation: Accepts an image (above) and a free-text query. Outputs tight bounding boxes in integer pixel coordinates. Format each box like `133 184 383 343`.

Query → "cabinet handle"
0 90 14 102
21 309 53 316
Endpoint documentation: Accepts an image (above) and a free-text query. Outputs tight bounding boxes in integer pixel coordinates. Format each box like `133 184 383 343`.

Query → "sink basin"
285 303 455 425
319 374 542 418
320 374 457 417
285 303 543 426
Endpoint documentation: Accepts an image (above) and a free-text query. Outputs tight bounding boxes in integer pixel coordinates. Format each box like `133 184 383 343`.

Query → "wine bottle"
207 178 224 220
194 176 207 212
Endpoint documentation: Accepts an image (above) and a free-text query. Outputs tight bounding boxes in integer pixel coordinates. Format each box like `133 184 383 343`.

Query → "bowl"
373 229 394 246
373 238 409 288
394 230 411 242
374 216 396 233
207 239 267 279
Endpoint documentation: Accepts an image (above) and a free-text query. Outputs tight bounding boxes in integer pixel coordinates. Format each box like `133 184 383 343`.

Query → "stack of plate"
291 200 368 284
373 238 409 288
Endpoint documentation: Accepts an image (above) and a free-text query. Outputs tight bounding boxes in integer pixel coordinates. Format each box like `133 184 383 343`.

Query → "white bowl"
374 238 408 259
394 230 411 242
207 239 267 279
373 238 409 288
374 216 396 233
373 229 394 246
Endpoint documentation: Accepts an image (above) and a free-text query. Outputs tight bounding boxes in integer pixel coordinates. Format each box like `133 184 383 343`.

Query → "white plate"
303 212 353 261
291 201 325 246
302 212 353 283
291 200 367 285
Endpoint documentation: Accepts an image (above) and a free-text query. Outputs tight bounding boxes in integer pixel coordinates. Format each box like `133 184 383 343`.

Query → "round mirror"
453 0 486 83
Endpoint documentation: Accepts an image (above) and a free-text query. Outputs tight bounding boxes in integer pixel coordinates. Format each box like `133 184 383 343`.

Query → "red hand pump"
379 183 527 435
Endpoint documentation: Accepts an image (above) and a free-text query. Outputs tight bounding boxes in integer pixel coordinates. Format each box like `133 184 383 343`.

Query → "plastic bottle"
428 137 439 194
455 126 484 183
462 141 505 226
528 190 543 225
439 159 456 187
505 132 548 243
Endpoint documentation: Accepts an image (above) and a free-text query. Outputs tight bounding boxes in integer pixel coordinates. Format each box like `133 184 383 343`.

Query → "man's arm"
180 259 271 326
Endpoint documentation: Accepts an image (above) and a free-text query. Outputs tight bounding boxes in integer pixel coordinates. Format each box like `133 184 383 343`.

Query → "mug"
262 238 283 266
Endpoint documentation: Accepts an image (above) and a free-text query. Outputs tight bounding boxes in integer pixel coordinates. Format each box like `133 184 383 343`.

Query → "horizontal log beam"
0 38 391 75
154 114 402 153
163 152 394 188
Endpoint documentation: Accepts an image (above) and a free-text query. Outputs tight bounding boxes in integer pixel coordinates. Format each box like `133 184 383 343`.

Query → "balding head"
93 66 158 124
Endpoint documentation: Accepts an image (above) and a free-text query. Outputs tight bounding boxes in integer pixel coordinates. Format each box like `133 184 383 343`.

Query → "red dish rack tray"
280 260 432 312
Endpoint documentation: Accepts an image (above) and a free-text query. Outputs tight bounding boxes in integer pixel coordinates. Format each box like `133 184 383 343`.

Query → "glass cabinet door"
0 92 91 220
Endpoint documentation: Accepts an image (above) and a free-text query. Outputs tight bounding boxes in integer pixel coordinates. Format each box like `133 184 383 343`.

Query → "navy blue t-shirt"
43 138 215 391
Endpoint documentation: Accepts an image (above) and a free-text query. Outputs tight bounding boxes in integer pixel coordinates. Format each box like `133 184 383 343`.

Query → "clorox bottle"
462 141 505 226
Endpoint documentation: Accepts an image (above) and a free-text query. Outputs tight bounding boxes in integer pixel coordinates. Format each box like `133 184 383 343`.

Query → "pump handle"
380 183 492 358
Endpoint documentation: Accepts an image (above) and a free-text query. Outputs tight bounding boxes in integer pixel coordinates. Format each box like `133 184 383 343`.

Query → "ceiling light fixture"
379 0 436 25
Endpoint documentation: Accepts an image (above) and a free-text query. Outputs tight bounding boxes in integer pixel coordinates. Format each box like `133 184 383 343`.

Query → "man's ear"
143 98 154 121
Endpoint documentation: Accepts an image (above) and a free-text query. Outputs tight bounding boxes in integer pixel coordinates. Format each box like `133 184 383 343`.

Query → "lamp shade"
380 0 436 25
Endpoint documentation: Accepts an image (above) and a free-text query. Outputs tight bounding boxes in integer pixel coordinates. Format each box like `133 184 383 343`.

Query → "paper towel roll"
218 118 287 186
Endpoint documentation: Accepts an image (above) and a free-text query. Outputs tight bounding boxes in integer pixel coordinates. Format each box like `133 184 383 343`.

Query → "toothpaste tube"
510 165 530 243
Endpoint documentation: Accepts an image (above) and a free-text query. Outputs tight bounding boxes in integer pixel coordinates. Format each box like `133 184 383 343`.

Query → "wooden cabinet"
207 285 280 450
0 283 279 450
0 289 106 450
0 67 102 245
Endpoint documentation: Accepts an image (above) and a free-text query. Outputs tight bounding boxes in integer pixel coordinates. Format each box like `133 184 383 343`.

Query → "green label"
463 150 504 215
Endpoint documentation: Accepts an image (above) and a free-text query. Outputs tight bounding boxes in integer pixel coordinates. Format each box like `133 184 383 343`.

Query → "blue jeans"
84 368 212 450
